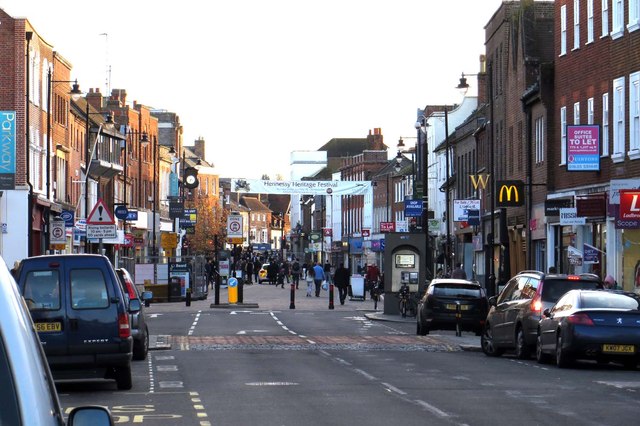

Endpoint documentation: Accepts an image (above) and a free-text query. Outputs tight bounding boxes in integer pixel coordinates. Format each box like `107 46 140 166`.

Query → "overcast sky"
1 0 504 179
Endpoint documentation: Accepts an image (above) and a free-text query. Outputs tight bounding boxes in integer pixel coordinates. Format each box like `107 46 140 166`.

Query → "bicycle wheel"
398 298 407 317
407 299 417 318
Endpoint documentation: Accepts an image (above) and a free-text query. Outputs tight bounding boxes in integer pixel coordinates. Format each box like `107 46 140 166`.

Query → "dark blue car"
536 289 640 368
14 254 137 390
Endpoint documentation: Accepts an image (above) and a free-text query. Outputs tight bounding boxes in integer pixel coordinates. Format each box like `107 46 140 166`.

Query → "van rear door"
20 261 67 358
66 265 123 358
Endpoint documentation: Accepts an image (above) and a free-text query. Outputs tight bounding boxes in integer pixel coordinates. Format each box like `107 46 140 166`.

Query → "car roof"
429 278 481 286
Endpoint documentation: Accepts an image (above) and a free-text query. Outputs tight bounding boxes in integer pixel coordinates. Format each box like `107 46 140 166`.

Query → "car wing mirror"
141 291 153 301
542 308 551 318
488 295 498 306
129 298 141 313
68 405 114 426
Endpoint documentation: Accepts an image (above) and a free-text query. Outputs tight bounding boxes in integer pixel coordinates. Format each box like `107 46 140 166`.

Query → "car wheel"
133 326 149 361
416 319 429 336
556 333 572 368
536 333 552 364
115 365 133 390
515 327 531 359
481 324 504 357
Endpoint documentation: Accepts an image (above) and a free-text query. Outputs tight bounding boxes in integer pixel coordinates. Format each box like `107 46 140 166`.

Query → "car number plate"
602 344 635 354
446 304 471 311
35 322 61 332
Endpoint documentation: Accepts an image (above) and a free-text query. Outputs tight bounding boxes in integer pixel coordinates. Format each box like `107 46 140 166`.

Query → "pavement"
147 280 481 352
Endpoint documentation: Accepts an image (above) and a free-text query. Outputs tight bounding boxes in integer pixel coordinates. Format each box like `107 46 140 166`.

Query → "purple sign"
567 125 600 171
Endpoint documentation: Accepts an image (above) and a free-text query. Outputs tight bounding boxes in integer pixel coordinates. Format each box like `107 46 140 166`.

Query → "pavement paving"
146 280 481 352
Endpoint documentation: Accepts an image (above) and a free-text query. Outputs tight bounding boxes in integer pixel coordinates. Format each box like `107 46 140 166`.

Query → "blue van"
14 254 137 390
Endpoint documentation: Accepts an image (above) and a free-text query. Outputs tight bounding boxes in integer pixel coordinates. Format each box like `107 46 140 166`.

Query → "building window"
574 0 581 50
630 71 640 155
561 5 568 55
603 92 610 156
613 76 626 160
630 0 640 31
574 102 581 124
587 0 594 42
561 106 567 164
612 0 624 38
587 97 594 124
535 116 545 164
602 0 610 36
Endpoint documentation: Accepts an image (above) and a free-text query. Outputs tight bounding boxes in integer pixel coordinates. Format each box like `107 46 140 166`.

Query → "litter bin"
168 277 182 302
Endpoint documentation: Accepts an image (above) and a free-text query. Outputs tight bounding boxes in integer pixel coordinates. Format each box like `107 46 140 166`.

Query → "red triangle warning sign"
86 198 115 225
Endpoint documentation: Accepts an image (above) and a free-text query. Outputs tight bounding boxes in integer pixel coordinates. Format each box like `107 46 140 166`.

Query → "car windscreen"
541 279 600 303
433 284 482 298
581 292 640 310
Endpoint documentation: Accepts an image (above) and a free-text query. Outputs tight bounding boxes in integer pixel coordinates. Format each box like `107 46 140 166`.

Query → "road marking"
148 313 163 318
236 330 269 334
245 382 299 386
382 382 407 395
148 357 155 393
353 368 377 381
414 400 451 417
596 381 640 389
159 381 184 388
188 311 202 336
157 365 178 372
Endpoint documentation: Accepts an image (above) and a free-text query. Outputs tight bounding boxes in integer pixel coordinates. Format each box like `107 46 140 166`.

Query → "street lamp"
44 73 81 253
458 69 496 296
81 90 115 253
414 116 433 281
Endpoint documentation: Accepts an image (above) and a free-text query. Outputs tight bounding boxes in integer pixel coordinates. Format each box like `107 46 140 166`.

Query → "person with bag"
334 263 350 305
305 263 315 297
313 261 325 297
291 259 302 289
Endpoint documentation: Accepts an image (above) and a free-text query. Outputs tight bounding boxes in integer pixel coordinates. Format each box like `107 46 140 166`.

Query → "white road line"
353 368 377 381
188 310 202 336
414 399 451 417
147 357 155 393
381 382 407 395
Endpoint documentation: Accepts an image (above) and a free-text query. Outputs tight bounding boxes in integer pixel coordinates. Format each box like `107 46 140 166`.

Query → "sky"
1 0 504 179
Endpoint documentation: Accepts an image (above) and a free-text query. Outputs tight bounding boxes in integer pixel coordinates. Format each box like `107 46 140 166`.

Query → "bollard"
228 277 238 304
328 283 334 310
214 274 220 306
186 287 191 307
289 282 295 309
238 278 244 304
455 302 462 336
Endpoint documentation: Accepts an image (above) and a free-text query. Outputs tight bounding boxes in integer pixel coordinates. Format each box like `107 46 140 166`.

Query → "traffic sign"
227 214 243 239
86 224 117 239
114 205 129 220
50 219 66 245
86 199 115 225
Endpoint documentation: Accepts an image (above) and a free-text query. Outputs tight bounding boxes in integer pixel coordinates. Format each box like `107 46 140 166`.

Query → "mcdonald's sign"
496 180 524 207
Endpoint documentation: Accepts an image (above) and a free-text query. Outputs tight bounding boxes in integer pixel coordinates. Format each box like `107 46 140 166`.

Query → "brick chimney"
193 137 206 160
106 88 127 109
367 128 385 150
86 88 103 111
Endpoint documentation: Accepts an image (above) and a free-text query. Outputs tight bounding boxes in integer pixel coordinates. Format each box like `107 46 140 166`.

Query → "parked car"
0 255 113 425
14 254 136 390
116 268 153 361
416 278 488 336
536 289 640 368
258 264 269 283
481 271 602 359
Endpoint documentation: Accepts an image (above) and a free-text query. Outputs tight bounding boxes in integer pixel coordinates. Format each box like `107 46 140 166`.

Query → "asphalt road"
57 283 640 425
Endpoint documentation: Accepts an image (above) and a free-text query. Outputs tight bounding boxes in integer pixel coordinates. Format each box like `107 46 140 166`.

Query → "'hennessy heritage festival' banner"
232 179 371 195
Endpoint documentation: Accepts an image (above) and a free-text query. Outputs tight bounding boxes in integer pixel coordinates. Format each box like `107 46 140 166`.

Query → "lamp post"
82 95 115 253
458 69 495 296
414 116 432 281
121 126 148 258
45 73 82 253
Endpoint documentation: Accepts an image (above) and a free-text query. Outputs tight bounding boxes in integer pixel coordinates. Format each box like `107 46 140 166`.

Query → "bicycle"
398 284 417 318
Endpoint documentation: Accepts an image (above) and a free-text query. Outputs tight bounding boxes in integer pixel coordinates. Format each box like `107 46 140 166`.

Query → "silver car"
0 256 113 425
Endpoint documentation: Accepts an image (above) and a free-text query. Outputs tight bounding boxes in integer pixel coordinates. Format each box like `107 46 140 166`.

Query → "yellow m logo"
496 180 524 207
469 174 490 190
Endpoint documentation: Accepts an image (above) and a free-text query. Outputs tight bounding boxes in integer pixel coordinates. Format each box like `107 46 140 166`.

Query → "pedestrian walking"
451 263 467 279
205 259 214 289
305 264 315 297
268 262 278 286
245 259 254 284
291 259 302 289
254 258 261 283
334 263 350 305
313 262 325 297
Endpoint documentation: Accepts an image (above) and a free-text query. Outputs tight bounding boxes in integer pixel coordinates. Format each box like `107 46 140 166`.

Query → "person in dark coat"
451 263 467 279
333 263 350 305
268 262 279 286
245 259 254 284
